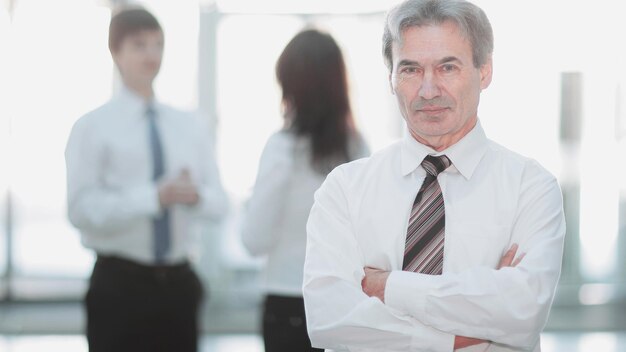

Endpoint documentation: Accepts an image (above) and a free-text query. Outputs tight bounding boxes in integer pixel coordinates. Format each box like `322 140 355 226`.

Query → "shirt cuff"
386 270 428 319
410 329 455 352
194 186 228 220
387 271 455 351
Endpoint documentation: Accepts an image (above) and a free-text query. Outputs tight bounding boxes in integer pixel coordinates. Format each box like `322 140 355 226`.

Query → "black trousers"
262 295 323 352
86 256 203 352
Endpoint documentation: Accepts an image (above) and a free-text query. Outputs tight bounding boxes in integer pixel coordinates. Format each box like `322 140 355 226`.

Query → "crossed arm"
362 244 525 350
303 166 565 351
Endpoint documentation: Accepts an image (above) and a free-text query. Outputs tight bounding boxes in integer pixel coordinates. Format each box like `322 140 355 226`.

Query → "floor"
1 332 626 352
1 301 626 351
0 334 263 352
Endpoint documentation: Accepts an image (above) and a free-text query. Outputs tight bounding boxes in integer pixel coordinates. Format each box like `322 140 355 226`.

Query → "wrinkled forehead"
392 22 472 62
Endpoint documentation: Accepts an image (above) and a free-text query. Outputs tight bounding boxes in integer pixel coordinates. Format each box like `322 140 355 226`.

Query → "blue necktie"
147 106 171 263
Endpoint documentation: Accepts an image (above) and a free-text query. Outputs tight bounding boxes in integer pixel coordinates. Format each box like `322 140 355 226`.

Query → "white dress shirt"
242 130 369 296
303 121 566 352
65 86 228 265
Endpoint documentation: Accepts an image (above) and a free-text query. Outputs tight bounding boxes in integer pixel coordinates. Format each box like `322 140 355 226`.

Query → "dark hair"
109 7 162 54
276 29 355 172
383 0 493 70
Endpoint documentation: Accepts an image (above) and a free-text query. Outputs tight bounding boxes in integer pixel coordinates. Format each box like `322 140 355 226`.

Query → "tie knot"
422 155 451 176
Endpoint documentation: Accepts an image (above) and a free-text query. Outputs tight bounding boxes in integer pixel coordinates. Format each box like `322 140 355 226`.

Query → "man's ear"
111 52 120 69
389 72 395 95
479 56 493 90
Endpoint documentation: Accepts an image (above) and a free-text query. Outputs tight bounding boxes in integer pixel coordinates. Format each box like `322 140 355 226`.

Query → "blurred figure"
241 29 370 352
65 7 228 352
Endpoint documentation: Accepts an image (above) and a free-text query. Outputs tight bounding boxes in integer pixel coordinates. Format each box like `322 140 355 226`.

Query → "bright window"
9 0 111 277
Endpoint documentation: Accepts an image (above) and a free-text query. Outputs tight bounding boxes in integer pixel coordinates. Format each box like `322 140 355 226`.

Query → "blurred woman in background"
241 28 369 352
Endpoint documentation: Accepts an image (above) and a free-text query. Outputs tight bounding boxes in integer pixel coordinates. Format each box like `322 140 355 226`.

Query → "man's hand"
454 336 489 350
454 243 525 350
497 243 525 269
362 245 525 350
361 267 390 302
158 169 200 207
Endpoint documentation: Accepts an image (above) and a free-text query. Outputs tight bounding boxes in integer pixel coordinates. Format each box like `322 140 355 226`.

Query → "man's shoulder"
83 98 115 117
486 139 556 181
72 99 117 131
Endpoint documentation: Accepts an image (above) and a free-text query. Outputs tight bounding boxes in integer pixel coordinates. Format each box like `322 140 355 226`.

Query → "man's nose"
146 45 163 59
418 71 441 100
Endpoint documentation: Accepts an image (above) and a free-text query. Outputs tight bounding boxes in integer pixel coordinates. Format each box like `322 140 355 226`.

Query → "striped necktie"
146 105 171 263
403 155 451 274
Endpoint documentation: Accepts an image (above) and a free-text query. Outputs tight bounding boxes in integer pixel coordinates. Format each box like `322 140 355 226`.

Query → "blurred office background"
1 0 625 351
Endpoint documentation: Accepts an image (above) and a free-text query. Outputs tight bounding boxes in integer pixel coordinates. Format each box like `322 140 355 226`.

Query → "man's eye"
441 64 458 73
132 40 147 49
400 66 419 75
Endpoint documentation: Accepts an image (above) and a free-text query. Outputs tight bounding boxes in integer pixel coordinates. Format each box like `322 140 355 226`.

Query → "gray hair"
382 0 493 70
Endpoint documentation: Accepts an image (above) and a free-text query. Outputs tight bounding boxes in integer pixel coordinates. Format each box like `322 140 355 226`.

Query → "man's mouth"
418 106 447 113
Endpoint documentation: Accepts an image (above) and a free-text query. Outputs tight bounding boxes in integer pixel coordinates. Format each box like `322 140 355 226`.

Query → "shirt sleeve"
65 117 160 233
241 132 293 256
303 165 455 352
385 161 566 350
191 120 229 221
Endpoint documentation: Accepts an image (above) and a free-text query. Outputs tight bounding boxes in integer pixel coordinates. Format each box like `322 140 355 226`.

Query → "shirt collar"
114 84 158 119
400 120 488 180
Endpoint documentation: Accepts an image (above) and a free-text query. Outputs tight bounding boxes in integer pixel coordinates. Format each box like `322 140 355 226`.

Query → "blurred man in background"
65 7 228 352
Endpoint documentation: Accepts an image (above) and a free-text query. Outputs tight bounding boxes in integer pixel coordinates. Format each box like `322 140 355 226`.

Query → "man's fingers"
179 168 191 180
497 244 526 269
511 252 526 267
454 336 489 350
362 268 373 290
177 191 199 205
361 267 389 302
497 243 518 269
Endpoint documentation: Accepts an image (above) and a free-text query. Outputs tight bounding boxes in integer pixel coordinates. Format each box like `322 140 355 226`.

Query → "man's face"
389 21 492 150
112 29 164 88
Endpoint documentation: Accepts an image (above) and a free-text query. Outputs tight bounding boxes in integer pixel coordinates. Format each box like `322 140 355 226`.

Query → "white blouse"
242 130 369 296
